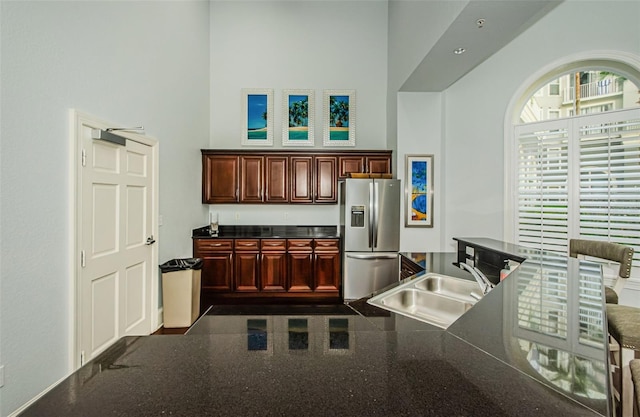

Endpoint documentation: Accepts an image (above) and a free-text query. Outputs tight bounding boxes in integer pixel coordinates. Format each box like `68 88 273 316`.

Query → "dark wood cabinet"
260 239 287 291
239 157 263 203
287 239 314 292
337 151 392 178
366 155 391 175
314 157 337 203
195 237 340 304
289 156 313 203
400 255 425 280
194 239 234 291
234 239 260 291
202 155 239 203
313 239 340 292
202 150 391 204
265 156 288 203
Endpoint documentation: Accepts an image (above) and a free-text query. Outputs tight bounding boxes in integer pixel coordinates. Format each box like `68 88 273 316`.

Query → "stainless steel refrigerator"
339 178 401 300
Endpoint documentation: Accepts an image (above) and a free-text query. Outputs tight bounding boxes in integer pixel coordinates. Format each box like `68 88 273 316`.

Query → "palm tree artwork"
329 95 350 140
247 94 268 140
288 95 309 140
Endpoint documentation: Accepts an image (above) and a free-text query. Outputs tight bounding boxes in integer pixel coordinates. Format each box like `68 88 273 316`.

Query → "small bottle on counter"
500 260 511 281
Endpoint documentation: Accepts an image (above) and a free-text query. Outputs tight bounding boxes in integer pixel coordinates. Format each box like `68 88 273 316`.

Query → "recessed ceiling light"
453 47 466 55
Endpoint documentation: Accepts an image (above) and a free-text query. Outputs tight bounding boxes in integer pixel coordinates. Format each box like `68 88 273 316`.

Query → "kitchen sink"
367 273 480 328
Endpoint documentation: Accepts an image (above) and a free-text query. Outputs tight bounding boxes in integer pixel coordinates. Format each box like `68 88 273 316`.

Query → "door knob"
146 235 156 245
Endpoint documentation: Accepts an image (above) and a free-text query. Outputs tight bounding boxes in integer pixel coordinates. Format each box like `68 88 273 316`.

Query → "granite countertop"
192 225 339 239
19 239 611 416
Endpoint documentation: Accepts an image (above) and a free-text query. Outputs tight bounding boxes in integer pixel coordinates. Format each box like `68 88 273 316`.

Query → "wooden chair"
569 238 634 304
569 239 636 416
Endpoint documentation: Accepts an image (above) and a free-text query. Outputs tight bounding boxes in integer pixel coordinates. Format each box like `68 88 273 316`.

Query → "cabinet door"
265 156 289 203
261 239 287 291
314 156 337 203
338 156 364 178
290 156 313 203
314 239 340 292
367 155 391 174
234 239 260 291
202 155 238 203
194 240 234 291
287 239 313 291
240 156 264 203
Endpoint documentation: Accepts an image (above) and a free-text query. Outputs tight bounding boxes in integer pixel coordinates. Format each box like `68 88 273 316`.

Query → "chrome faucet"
459 263 495 295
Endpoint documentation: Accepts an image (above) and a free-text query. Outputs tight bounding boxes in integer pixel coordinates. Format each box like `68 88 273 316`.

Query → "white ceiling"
400 0 562 92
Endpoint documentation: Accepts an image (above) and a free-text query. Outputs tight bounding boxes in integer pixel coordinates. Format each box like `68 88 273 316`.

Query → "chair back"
569 239 634 279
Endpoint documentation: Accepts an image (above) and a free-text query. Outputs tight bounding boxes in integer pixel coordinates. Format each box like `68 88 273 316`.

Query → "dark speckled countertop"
192 225 339 239
19 238 611 416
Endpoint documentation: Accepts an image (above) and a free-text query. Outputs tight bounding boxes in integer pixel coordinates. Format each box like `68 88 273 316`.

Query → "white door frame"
69 109 159 370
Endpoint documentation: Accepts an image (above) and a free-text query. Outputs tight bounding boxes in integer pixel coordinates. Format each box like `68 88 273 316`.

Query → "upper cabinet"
202 155 239 203
202 150 391 205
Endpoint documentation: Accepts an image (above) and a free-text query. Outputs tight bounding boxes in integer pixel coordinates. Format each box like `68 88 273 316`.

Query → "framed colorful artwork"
241 88 274 146
282 89 314 146
322 89 355 147
405 154 434 227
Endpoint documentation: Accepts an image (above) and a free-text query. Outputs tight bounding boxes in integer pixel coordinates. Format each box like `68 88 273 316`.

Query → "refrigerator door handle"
368 181 374 248
372 181 379 248
346 253 398 260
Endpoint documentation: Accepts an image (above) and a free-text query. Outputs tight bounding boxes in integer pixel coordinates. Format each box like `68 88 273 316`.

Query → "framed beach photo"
282 89 314 146
323 90 356 147
405 154 434 227
241 88 274 146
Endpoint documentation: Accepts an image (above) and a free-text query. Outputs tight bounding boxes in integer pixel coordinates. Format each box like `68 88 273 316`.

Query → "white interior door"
74 112 157 366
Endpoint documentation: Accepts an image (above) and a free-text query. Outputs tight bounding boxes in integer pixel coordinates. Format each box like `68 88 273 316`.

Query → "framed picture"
241 88 274 146
322 89 355 147
282 89 314 146
405 154 434 227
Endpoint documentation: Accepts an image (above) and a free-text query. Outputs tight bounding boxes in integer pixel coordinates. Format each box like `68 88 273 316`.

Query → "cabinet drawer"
261 239 286 251
194 239 234 254
287 239 313 251
234 239 260 251
314 239 340 252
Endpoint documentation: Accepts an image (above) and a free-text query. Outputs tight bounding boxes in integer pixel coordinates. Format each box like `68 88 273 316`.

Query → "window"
514 109 640 266
521 71 636 124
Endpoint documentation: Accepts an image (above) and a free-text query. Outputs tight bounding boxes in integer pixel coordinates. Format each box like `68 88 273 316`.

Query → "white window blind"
516 120 570 254
578 118 640 262
514 108 640 267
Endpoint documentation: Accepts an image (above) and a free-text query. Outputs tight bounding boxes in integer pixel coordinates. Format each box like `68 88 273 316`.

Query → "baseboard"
8 373 70 417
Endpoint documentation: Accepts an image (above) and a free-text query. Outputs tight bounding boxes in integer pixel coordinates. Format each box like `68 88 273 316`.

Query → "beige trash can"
160 258 203 328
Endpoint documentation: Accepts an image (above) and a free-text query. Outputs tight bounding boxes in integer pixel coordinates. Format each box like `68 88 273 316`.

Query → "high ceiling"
400 0 562 92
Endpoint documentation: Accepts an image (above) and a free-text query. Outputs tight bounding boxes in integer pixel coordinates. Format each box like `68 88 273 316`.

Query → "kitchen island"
18 239 612 416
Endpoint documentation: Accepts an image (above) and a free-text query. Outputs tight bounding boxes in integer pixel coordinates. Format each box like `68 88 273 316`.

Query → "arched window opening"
520 70 640 123
512 66 640 269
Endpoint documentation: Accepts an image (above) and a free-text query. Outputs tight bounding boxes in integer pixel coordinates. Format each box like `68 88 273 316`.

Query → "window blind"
516 121 570 254
578 118 640 265
514 109 640 267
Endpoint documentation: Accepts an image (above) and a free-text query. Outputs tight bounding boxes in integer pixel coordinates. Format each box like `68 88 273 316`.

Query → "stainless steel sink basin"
367 273 480 328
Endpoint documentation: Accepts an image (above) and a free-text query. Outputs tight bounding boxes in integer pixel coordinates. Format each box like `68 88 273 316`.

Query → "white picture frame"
323 89 356 147
282 89 315 147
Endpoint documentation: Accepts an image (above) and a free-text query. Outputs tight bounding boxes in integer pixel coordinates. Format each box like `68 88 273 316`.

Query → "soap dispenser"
499 260 511 281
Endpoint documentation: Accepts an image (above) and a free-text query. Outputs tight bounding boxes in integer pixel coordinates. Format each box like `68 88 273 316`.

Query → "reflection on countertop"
18 239 611 417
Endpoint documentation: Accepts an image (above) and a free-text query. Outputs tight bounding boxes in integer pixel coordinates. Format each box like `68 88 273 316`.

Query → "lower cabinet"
234 239 260 291
288 239 314 292
260 239 287 291
194 237 341 306
196 239 233 292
